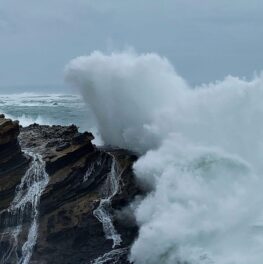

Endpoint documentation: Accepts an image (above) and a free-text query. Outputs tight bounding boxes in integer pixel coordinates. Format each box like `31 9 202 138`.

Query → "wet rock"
0 115 30 211
72 132 94 145
0 117 141 264
55 142 71 152
0 116 19 146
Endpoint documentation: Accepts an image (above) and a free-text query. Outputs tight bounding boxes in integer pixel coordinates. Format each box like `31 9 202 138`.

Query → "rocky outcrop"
0 115 30 211
0 118 140 264
20 124 95 175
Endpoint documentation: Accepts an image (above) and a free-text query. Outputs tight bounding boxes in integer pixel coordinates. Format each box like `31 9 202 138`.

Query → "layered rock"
0 115 30 211
0 118 140 264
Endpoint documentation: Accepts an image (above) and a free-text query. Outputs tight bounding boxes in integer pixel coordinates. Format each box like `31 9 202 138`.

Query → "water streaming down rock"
0 117 139 263
0 152 49 264
91 247 129 264
83 156 103 183
0 227 21 264
93 155 122 249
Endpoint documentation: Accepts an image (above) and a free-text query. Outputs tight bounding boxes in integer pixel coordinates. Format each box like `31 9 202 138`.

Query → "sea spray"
66 51 263 264
65 51 189 153
0 152 49 264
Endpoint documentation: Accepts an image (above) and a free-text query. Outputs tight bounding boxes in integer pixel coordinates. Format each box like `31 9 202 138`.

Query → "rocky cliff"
0 115 30 211
0 115 140 264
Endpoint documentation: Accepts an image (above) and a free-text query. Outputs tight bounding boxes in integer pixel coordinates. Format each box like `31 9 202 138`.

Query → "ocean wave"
3 113 53 127
66 50 263 264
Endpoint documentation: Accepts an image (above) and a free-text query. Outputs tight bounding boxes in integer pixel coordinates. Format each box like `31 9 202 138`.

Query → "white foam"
66 51 263 264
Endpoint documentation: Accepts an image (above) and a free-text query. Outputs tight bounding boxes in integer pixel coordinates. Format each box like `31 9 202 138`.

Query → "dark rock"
0 117 141 264
55 142 71 152
0 115 30 211
72 132 94 145
45 139 61 148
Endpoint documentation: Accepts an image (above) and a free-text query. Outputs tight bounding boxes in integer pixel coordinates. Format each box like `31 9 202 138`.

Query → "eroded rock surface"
0 118 140 264
0 115 30 211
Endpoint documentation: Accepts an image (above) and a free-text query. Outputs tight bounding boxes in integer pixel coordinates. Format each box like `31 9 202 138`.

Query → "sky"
0 0 263 92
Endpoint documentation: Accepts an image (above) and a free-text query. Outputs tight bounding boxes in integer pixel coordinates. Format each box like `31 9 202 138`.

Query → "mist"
66 51 263 264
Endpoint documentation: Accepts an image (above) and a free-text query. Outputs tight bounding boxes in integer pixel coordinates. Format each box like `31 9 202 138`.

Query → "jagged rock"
0 115 30 211
0 120 141 263
0 115 19 146
20 124 95 175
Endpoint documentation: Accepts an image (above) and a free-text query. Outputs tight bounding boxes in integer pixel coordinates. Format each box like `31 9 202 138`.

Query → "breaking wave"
66 51 263 264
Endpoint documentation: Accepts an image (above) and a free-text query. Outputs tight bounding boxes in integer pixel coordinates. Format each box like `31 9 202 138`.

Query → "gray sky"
0 0 263 92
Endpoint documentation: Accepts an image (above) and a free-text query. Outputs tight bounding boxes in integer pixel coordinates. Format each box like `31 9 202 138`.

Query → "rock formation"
0 115 30 211
0 116 140 264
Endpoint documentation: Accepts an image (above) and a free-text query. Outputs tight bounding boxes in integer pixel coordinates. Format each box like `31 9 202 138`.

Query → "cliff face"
0 115 30 211
0 117 140 264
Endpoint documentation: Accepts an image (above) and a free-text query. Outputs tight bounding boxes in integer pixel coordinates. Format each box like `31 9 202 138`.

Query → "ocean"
0 93 101 143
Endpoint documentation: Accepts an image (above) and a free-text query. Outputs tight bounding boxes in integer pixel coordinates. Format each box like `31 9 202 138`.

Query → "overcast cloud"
0 0 263 91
